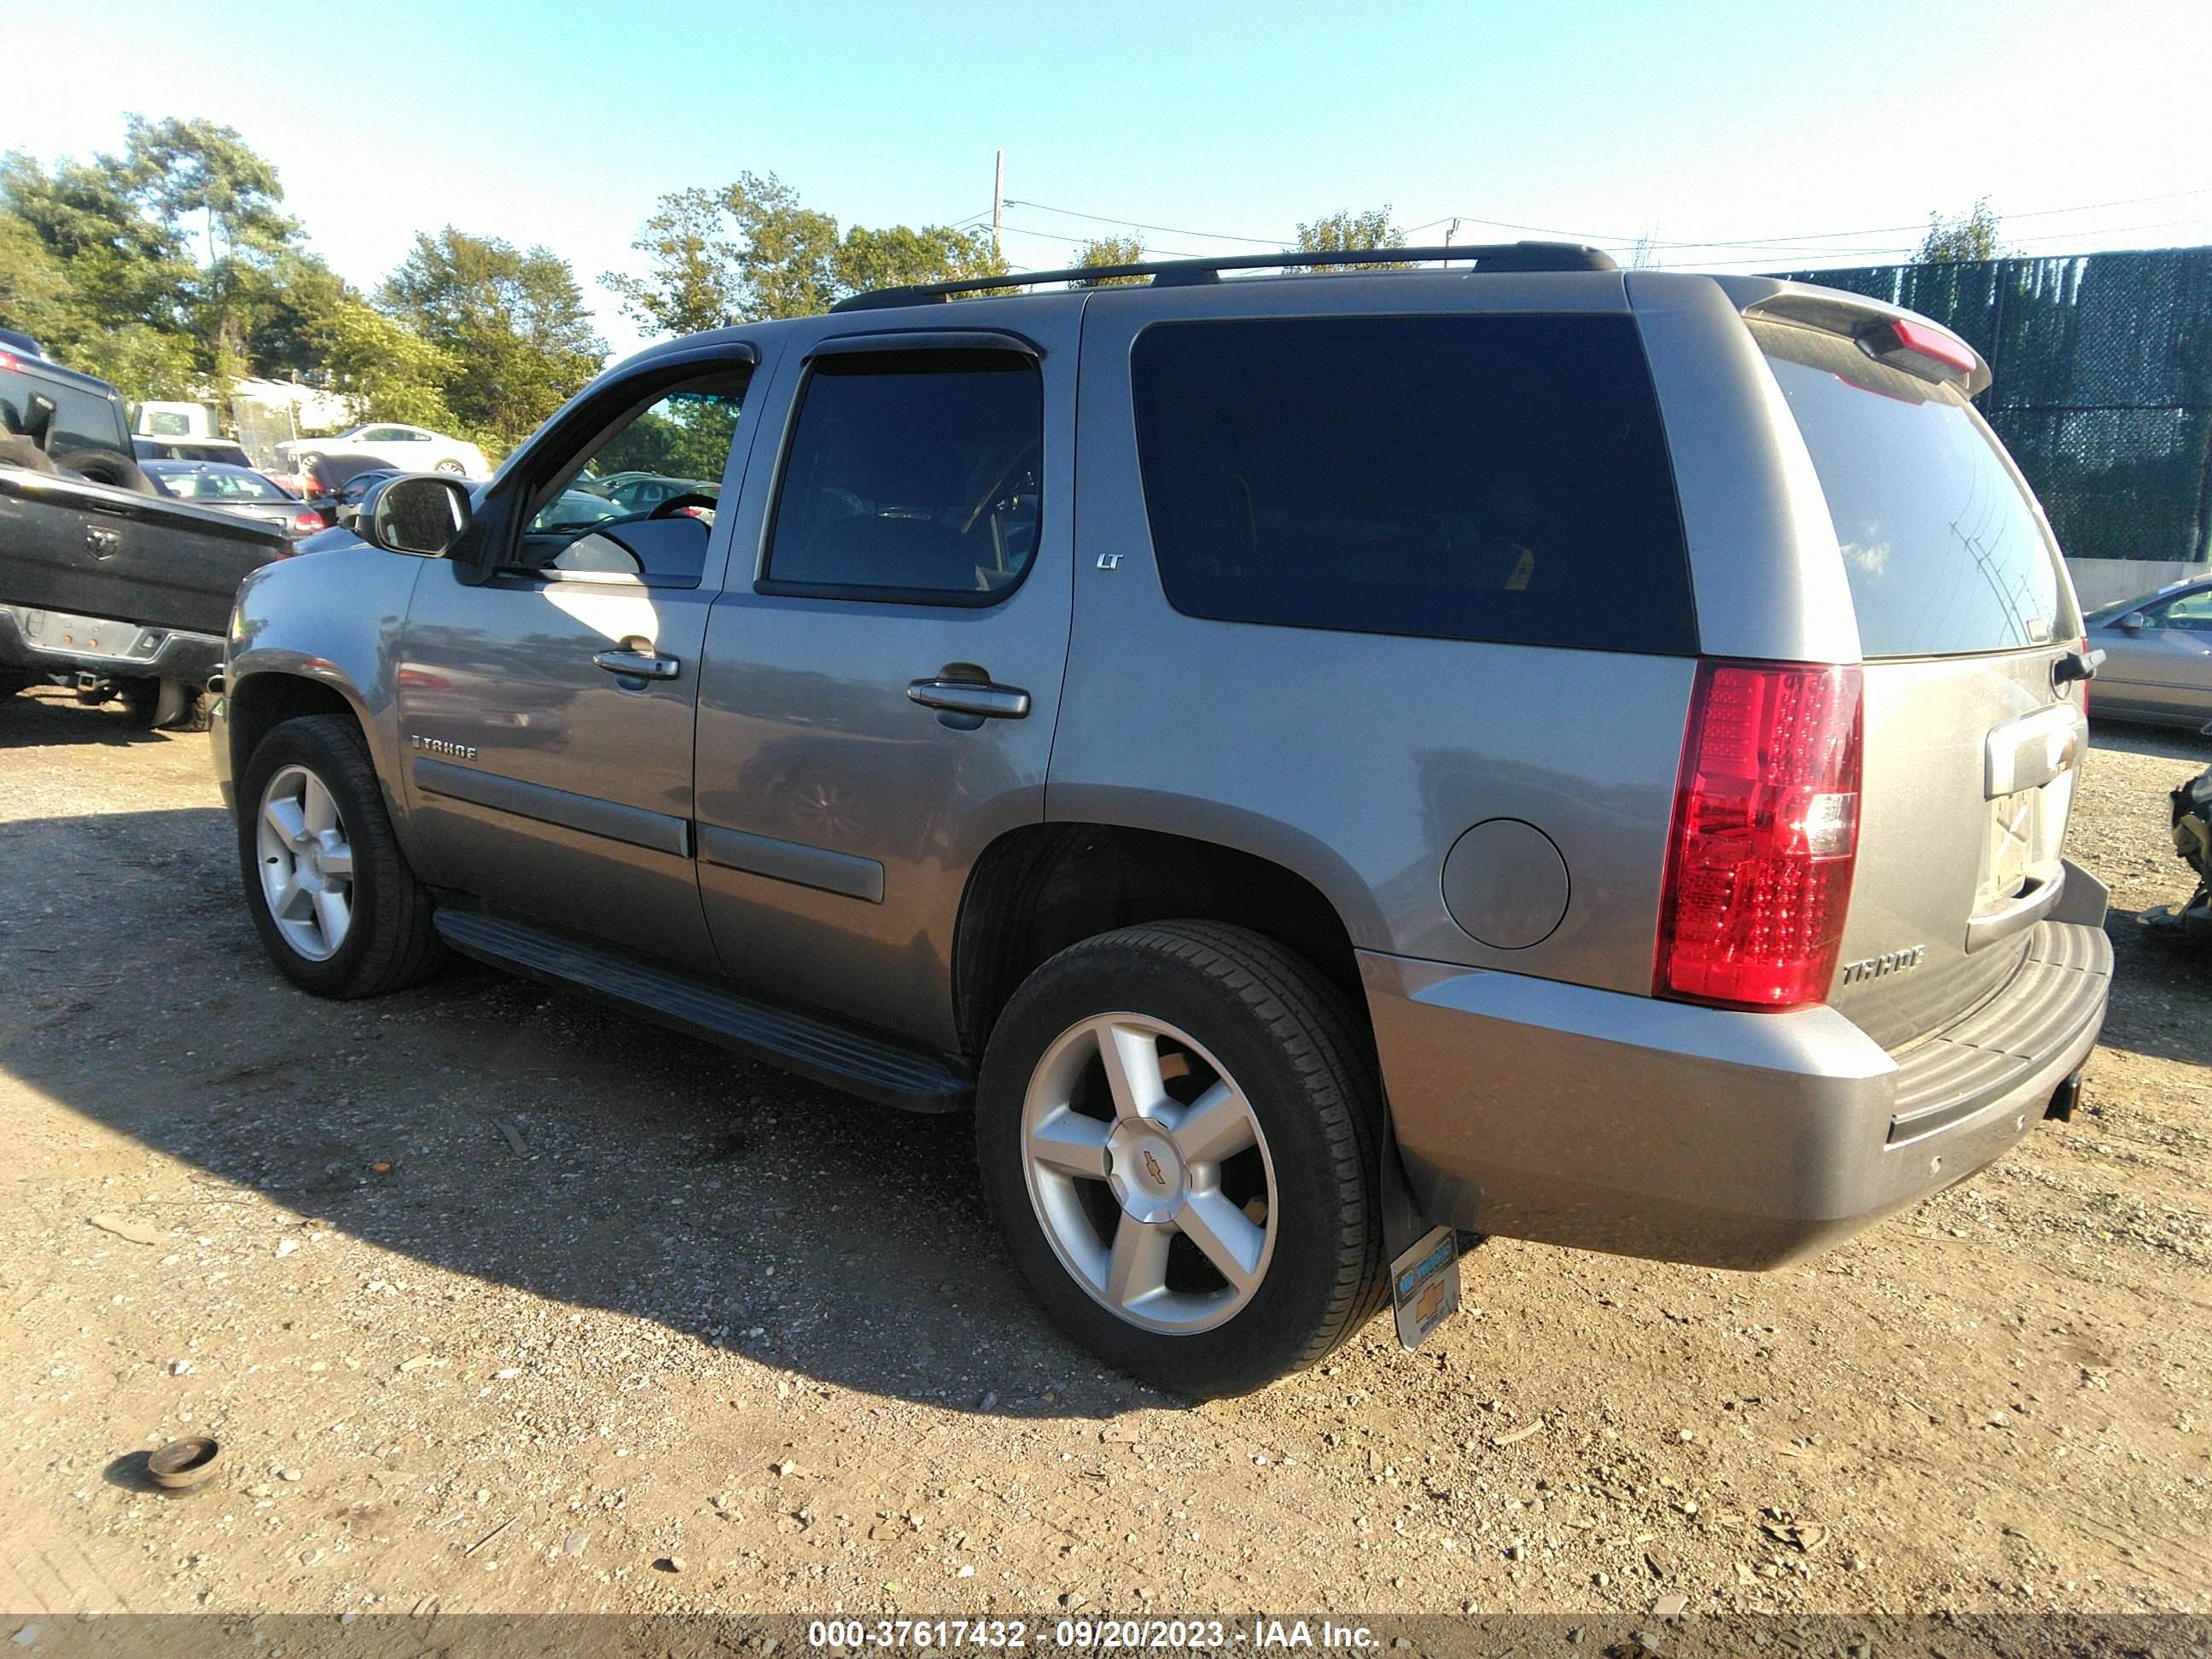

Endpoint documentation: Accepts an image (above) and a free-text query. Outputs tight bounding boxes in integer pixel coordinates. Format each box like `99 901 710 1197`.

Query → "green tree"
835 222 1004 297
1070 234 1147 286
311 297 456 429
1918 198 2006 263
1295 207 1406 270
0 146 195 358
602 186 742 336
378 227 605 454
606 172 1010 334
0 122 354 401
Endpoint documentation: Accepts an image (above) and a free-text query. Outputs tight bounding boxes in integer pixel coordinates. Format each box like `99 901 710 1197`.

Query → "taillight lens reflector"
1656 661 1864 1010
293 510 327 533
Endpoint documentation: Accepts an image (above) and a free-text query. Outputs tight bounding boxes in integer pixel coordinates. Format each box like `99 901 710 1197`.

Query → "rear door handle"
906 677 1031 721
592 648 680 680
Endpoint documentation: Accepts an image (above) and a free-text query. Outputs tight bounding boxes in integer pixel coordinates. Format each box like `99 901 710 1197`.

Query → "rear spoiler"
1723 281 1993 399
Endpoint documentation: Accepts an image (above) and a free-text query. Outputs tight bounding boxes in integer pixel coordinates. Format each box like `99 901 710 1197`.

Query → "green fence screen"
1773 247 2212 562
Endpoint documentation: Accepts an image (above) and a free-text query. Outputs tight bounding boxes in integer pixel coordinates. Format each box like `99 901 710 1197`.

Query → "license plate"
1390 1225 1460 1349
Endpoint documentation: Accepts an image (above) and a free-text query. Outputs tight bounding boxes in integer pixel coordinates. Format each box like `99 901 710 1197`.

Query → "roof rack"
829 241 1619 312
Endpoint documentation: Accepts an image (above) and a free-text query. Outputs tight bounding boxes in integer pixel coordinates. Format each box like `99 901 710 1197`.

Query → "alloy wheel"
1020 1013 1278 1334
255 763 355 962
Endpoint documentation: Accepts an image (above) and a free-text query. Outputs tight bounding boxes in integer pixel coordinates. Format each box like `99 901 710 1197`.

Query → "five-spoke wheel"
978 921 1385 1397
1022 1014 1277 1334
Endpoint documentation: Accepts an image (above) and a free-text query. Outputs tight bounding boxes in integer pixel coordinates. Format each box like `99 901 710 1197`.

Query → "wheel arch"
952 819 1376 1059
224 664 417 856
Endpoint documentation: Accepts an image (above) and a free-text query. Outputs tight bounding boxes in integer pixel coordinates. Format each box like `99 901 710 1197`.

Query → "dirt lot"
0 685 2206 1625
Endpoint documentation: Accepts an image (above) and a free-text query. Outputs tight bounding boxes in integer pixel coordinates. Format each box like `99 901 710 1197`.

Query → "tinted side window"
1128 316 1695 654
1751 319 2069 659
763 352 1043 602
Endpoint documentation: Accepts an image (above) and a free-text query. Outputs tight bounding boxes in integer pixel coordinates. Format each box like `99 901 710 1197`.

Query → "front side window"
516 370 750 586
2145 588 2212 631
763 351 1043 602
1128 315 1696 653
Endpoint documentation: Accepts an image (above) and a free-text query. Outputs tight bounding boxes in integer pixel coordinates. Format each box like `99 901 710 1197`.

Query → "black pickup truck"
1 344 287 726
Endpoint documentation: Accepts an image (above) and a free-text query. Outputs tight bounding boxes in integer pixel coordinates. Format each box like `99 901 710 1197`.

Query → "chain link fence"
1775 247 2212 563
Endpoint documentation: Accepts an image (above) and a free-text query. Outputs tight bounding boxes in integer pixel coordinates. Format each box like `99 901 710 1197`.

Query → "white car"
275 423 490 481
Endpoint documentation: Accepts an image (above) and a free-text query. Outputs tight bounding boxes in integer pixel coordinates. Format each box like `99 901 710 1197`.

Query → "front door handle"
906 676 1031 721
592 647 680 681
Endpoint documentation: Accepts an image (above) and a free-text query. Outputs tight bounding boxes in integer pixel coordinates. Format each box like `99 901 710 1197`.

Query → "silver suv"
213 244 2112 1397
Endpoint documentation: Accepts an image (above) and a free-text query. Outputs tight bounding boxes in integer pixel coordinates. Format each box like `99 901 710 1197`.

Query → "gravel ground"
0 685 2207 1624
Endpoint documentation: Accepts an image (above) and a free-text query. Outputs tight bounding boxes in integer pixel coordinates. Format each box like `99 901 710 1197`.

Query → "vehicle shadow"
2098 923 2212 1066
0 801 1154 1422
2087 714 2212 762
2083 717 2212 1066
0 687 171 746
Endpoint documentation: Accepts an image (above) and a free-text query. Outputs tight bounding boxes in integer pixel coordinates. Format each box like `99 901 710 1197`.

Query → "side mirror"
2118 612 2148 632
363 474 471 557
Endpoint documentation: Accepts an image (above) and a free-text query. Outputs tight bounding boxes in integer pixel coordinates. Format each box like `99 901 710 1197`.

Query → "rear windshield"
1129 315 1697 655
1752 319 2070 659
0 365 130 465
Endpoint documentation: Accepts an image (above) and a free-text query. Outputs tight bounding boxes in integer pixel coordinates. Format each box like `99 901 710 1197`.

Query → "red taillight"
1656 661 1864 1010
293 510 326 533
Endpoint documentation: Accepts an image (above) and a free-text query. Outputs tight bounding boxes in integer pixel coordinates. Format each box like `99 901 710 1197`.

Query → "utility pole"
1443 218 1459 267
992 149 1004 260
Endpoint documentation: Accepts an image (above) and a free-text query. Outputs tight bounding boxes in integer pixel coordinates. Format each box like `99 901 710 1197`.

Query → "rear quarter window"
1751 319 2071 659
1128 314 1696 654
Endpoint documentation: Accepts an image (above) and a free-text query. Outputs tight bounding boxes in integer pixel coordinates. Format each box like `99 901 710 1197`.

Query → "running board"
432 908 973 1113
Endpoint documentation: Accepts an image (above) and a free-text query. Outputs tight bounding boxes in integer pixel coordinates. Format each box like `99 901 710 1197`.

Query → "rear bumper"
1365 915 2111 1271
0 602 224 687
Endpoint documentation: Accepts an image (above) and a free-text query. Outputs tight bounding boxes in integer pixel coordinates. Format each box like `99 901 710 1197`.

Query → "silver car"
2084 581 2212 729
210 245 2112 1397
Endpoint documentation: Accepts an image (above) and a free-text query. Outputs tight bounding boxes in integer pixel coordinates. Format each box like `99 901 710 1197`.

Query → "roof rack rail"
829 241 1618 312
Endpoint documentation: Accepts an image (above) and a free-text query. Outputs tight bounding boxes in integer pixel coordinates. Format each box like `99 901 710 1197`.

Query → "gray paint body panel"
1365 918 2108 1269
222 543 429 858
692 298 1085 1048
1055 276 1691 994
1627 271 1863 664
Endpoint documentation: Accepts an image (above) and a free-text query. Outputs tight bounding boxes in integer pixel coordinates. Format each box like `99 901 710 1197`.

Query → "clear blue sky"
10 0 2210 358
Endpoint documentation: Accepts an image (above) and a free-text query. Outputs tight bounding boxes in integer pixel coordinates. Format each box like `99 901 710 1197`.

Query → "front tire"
975 922 1385 1397
237 713 444 998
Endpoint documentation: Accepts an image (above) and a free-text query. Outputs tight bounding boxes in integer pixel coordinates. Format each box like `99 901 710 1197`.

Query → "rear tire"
975 921 1385 1398
237 713 444 998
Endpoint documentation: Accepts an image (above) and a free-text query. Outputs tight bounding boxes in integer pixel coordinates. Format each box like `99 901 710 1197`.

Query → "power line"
999 198 1289 247
1003 183 2212 265
997 219 1217 260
